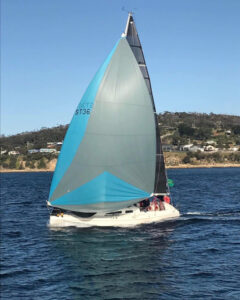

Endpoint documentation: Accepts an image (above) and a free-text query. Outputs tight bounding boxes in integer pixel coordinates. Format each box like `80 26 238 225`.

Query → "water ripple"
1 169 240 299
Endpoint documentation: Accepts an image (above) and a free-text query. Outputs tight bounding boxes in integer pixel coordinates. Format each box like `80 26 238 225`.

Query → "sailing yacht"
47 13 180 227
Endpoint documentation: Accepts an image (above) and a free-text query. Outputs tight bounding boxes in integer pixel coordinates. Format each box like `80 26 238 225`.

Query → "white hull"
48 203 180 228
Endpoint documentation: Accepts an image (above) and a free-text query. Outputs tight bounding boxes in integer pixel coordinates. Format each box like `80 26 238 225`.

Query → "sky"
1 0 240 136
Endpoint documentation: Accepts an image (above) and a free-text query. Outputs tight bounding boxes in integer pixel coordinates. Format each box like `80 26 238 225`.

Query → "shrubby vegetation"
0 125 68 153
182 151 240 165
158 112 240 147
0 153 57 170
158 112 240 131
1 113 240 169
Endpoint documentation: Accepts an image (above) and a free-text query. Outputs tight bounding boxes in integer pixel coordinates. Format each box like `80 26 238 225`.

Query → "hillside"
158 112 240 147
1 112 240 171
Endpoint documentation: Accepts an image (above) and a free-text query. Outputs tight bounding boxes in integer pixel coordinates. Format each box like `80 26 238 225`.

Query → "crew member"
158 196 165 211
163 195 171 204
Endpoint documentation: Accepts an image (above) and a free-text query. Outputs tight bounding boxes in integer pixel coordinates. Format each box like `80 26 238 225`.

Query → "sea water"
1 168 240 299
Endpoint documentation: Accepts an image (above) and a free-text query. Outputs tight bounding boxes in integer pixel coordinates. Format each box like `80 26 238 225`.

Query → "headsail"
48 14 168 213
124 13 168 194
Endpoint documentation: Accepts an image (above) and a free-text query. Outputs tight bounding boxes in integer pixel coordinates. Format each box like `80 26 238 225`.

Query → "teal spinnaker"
51 172 150 212
49 40 120 199
49 38 156 212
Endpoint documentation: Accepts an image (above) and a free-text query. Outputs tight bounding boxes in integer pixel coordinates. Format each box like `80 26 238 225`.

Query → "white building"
230 147 239 152
8 151 20 155
28 149 39 154
182 144 193 151
206 140 216 145
226 130 231 135
40 148 57 153
204 145 217 152
189 146 204 152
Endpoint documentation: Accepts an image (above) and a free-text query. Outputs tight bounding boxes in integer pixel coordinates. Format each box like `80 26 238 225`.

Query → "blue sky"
1 0 240 136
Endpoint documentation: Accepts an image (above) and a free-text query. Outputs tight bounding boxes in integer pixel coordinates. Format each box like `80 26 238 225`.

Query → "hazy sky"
1 0 240 135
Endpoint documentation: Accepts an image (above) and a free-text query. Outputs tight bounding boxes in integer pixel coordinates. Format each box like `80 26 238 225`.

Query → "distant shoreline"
167 163 240 169
1 163 240 173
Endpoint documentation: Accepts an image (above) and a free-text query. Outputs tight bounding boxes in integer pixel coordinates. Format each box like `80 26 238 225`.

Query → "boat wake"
185 211 202 215
184 209 240 218
178 209 240 226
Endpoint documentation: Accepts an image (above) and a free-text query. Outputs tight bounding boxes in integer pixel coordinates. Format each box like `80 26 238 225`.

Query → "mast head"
122 12 135 37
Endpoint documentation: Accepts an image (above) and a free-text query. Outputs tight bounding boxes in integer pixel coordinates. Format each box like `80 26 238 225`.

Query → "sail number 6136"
75 108 91 115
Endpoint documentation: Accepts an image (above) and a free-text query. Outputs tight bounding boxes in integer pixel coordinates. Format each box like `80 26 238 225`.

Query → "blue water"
1 168 240 299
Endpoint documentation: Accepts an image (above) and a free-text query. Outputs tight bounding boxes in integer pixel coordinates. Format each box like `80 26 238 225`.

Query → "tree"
233 125 240 135
178 124 195 137
29 161 35 169
183 155 191 164
2 162 9 168
18 162 24 170
194 127 212 140
37 158 46 169
172 133 180 145
9 156 17 169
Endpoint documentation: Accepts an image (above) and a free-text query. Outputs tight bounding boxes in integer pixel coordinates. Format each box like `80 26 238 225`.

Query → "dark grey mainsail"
124 13 168 194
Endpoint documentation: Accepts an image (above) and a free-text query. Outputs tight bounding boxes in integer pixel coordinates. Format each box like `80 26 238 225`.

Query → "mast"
124 13 168 195
48 14 169 213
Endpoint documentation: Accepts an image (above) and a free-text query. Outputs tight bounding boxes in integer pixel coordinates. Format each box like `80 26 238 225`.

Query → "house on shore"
204 145 217 152
179 144 204 152
28 149 39 154
189 145 204 152
162 144 176 152
8 151 20 155
40 148 57 153
180 144 193 151
206 140 216 145
230 147 239 152
47 141 62 149
47 142 56 149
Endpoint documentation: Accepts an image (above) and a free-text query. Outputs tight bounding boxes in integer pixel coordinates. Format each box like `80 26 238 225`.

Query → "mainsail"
48 14 169 213
124 13 168 194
